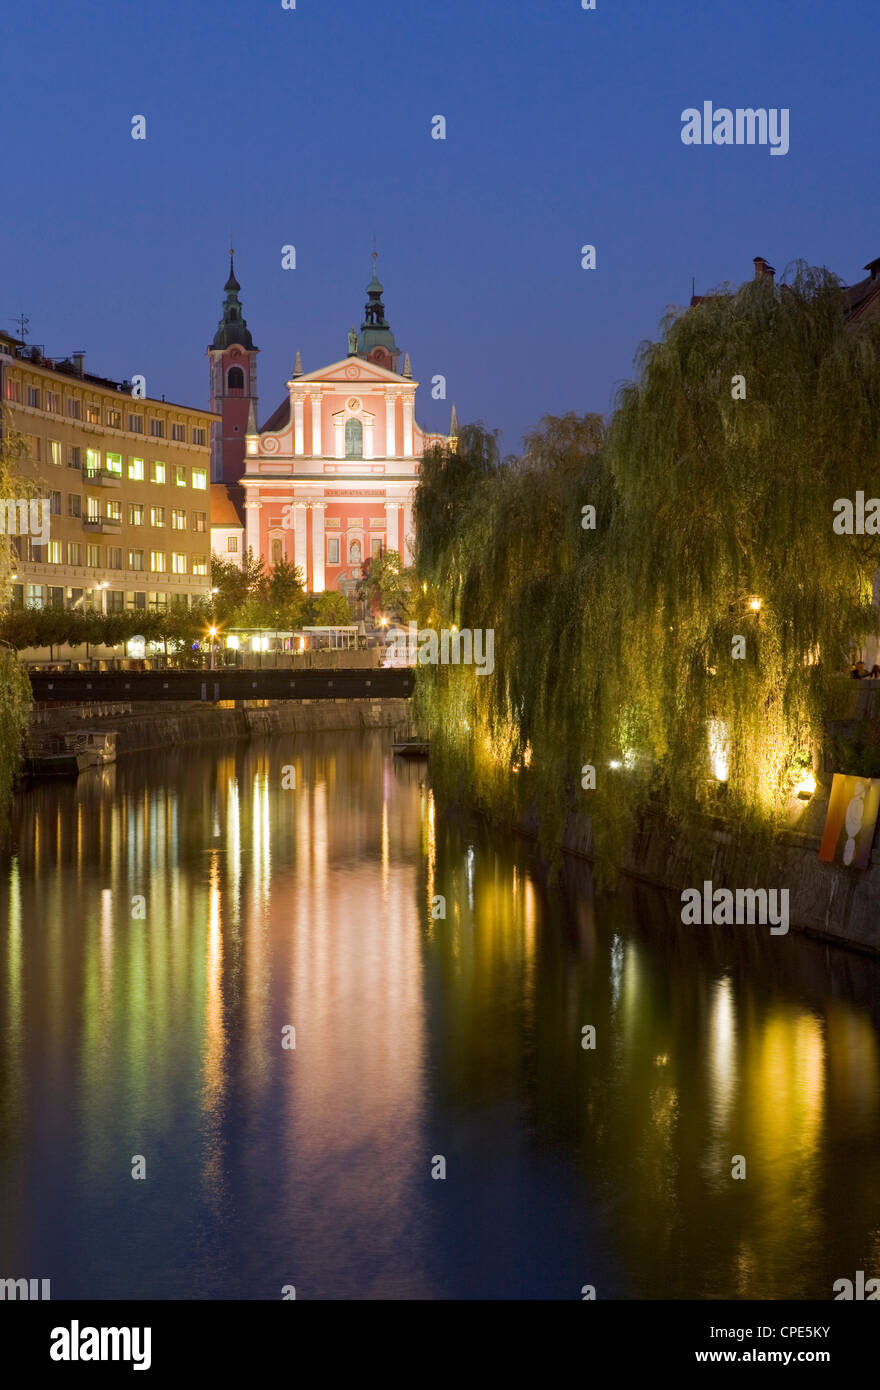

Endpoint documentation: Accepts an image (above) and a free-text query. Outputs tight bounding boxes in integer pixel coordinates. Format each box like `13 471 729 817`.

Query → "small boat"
24 730 117 778
392 738 429 758
76 731 117 770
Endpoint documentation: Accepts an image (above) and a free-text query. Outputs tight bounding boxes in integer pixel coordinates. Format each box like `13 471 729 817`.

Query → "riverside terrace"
28 667 415 703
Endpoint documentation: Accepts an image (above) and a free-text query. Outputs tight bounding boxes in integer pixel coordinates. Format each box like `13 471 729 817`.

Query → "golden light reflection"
202 851 226 1127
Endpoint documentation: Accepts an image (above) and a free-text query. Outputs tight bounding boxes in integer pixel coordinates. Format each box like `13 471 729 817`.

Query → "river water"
1 728 879 1300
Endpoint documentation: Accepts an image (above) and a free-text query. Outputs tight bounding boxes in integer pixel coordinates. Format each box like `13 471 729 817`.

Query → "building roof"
210 483 244 528
260 396 291 433
843 260 880 322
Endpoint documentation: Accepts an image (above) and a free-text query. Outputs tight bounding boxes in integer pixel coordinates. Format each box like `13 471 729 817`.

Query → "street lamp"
208 624 218 671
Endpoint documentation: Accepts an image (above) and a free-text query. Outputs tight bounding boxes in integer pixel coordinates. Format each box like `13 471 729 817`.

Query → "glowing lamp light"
379 616 388 628
749 597 762 612
794 771 817 800
708 718 730 782
226 635 239 650
208 625 218 639
609 760 621 769
298 636 305 653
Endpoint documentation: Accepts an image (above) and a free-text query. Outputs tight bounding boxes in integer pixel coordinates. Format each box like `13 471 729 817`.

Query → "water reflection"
0 731 879 1299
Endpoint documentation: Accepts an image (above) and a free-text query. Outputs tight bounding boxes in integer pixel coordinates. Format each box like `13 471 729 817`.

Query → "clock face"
347 397 361 411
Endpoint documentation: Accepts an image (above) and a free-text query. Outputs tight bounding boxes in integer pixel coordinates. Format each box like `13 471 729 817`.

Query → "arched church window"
345 417 363 458
271 537 283 566
349 539 362 565
227 366 244 391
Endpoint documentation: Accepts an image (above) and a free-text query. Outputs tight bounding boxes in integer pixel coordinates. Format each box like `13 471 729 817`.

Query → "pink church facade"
208 255 453 595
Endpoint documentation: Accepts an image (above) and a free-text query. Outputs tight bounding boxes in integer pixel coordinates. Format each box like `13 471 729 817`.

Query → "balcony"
84 518 122 533
84 469 122 487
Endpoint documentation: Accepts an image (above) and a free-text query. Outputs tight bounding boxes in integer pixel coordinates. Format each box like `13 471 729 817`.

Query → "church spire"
356 252 399 368
212 250 254 350
449 402 458 435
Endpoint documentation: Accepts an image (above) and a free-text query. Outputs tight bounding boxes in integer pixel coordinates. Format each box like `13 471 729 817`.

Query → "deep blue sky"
2 0 878 453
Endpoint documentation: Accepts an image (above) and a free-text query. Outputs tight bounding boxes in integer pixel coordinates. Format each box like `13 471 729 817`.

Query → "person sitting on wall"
870 664 880 678
851 660 869 678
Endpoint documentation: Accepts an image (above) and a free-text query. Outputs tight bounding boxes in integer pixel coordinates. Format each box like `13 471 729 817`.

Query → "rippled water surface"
1 729 879 1299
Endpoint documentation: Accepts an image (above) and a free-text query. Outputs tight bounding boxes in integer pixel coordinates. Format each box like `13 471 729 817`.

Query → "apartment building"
0 331 219 613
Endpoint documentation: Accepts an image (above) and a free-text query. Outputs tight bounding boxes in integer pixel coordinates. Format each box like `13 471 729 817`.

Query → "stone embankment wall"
540 776 880 956
28 698 411 757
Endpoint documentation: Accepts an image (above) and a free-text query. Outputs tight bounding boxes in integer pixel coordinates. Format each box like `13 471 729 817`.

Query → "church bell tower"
207 251 259 485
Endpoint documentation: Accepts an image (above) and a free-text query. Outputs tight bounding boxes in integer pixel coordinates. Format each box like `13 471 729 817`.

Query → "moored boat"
392 738 429 758
24 730 118 778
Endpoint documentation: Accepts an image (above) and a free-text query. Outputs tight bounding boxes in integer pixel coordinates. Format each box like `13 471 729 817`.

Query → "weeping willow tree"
414 415 613 860
0 407 33 832
414 264 880 881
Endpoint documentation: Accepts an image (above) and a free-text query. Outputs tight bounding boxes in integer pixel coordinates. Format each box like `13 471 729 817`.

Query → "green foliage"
0 645 30 831
308 590 353 625
825 723 880 778
415 267 880 880
0 605 208 651
210 550 306 629
356 549 414 621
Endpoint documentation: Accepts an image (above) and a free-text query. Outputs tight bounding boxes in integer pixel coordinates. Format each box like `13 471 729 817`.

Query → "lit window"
5 379 21 402
192 555 208 575
106 408 121 428
172 553 187 574
49 440 61 467
129 457 144 480
150 461 166 484
106 500 122 523
150 551 166 572
171 509 186 530
174 464 186 487
192 511 207 532
87 545 101 567
87 497 100 521
47 540 62 564
86 402 101 424
191 467 207 490
105 453 122 476
129 503 144 526
86 449 101 478
68 543 81 565
128 550 144 571
150 506 166 527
